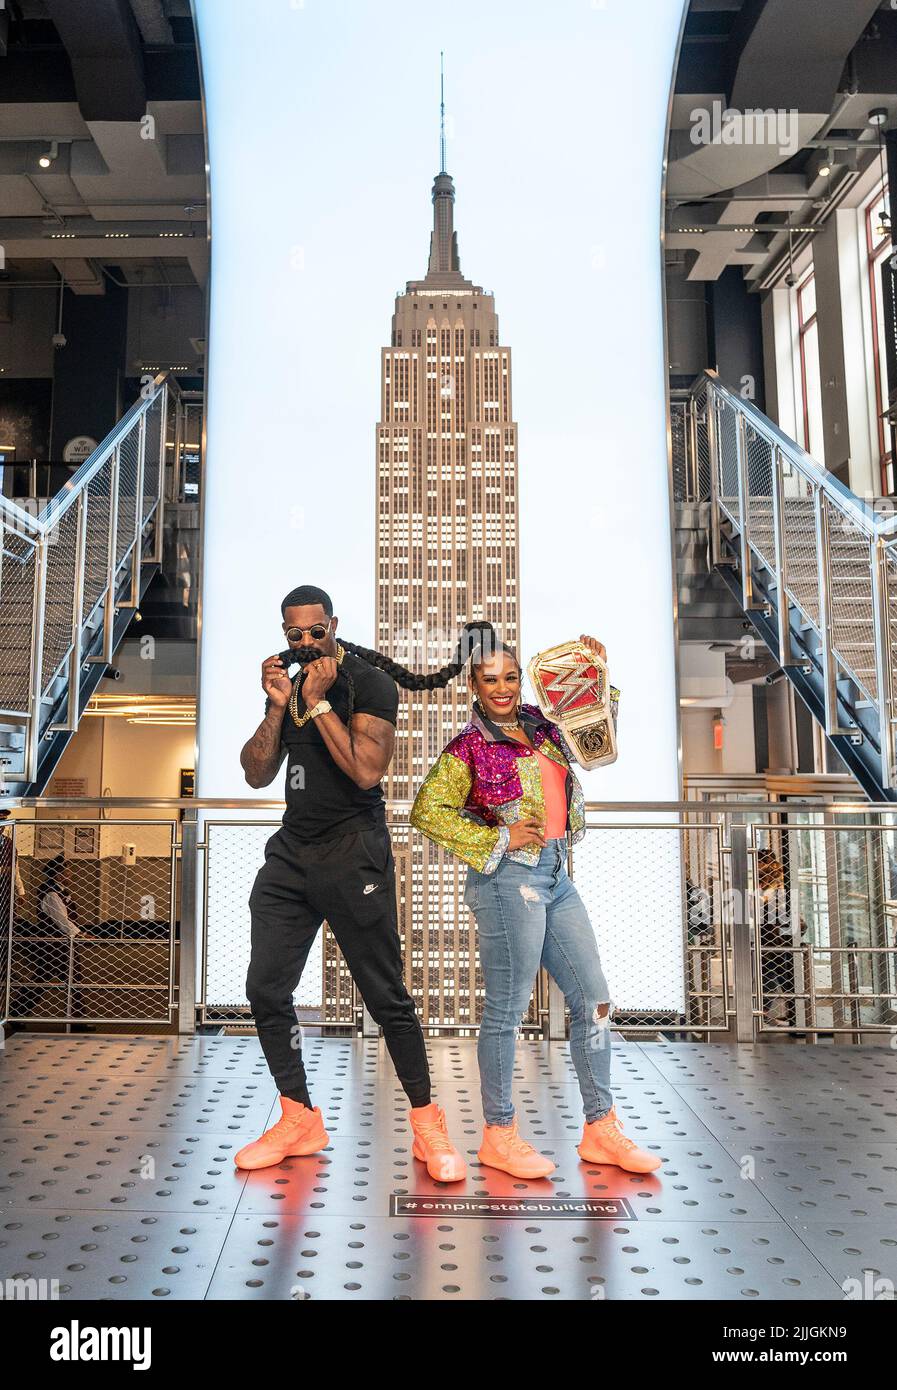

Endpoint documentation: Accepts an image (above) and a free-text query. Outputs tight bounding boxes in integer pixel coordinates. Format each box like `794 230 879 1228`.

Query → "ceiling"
0 0 207 300
667 0 897 288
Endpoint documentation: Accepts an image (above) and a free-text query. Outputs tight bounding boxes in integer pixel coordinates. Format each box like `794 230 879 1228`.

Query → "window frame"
864 176 893 493
796 269 823 461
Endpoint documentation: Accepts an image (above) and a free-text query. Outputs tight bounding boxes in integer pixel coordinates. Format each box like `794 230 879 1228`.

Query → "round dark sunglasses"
284 622 332 642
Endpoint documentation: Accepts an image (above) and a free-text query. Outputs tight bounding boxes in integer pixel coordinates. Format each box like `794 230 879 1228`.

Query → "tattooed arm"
240 653 291 789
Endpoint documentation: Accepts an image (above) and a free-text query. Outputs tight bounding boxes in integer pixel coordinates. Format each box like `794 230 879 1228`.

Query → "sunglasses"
284 621 333 643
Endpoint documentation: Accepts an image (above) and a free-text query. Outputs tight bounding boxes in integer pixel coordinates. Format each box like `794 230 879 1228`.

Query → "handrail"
0 795 883 812
0 493 42 534
700 370 884 538
682 370 897 795
0 375 170 784
40 373 168 530
3 793 893 1039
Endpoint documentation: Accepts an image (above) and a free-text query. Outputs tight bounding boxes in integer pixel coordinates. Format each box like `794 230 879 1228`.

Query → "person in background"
757 847 807 1027
37 853 81 940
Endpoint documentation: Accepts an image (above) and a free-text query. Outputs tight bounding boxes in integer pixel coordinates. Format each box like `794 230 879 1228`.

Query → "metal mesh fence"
744 424 776 572
569 819 727 1030
715 396 740 524
201 819 542 1033
780 470 821 629
202 820 328 1025
4 801 897 1040
3 819 176 1024
671 399 689 502
0 526 37 714
691 377 711 502
115 432 140 570
885 539 897 739
82 456 115 622
751 819 897 1034
826 503 877 703
0 381 167 786
141 392 164 528
40 503 80 692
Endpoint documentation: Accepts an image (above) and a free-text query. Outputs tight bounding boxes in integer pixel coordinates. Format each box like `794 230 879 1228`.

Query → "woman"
410 626 661 1179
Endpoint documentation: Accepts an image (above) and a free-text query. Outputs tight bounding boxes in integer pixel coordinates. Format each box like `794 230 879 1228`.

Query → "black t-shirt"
264 649 398 841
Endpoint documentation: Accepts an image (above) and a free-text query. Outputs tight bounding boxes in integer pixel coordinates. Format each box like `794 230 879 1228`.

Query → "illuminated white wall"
193 0 687 1010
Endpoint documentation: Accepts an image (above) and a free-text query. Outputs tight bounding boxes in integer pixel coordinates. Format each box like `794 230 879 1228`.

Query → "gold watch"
309 699 332 720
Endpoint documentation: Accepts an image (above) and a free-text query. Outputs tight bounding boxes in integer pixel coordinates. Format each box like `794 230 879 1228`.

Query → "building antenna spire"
439 50 446 173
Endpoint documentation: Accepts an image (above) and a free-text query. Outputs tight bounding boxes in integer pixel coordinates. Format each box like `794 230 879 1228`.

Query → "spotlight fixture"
815 148 833 179
869 109 892 243
38 139 58 169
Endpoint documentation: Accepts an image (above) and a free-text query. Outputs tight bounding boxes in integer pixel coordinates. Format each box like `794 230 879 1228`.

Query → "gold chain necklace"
288 642 345 729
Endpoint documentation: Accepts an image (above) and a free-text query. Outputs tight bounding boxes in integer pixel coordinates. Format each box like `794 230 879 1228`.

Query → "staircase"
0 377 169 795
681 371 897 801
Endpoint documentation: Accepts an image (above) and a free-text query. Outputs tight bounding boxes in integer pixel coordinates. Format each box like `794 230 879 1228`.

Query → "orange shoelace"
262 1111 308 1143
414 1114 455 1153
496 1122 540 1156
593 1111 636 1149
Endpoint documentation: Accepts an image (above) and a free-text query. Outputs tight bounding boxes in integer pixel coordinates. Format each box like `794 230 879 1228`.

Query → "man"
236 583 465 1181
38 854 80 939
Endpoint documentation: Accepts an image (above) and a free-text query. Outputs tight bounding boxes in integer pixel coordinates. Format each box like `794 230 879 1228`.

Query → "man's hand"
508 817 546 851
579 633 607 662
301 656 339 707
262 653 292 709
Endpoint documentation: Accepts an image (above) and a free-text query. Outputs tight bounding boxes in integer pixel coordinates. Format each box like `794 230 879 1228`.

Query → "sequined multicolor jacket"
409 700 603 874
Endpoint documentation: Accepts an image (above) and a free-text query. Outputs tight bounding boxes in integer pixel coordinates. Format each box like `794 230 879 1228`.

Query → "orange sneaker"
234 1096 329 1171
409 1102 467 1183
477 1118 556 1179
577 1105 662 1173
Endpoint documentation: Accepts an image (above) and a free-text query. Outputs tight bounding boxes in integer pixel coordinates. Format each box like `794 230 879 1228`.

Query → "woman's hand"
508 817 546 851
579 634 607 661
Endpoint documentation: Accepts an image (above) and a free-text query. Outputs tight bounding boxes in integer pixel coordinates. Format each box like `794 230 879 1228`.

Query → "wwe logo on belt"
527 640 619 770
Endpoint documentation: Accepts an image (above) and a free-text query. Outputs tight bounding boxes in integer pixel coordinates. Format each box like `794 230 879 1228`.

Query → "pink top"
534 744 569 838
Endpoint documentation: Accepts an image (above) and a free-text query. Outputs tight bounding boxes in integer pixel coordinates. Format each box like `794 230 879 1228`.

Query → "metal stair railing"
0 375 169 786
683 369 897 796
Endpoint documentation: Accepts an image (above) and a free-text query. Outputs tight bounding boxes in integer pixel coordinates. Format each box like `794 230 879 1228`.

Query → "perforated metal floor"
1 1032 895 1300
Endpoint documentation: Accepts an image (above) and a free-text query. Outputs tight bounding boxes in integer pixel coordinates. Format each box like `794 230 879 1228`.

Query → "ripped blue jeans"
465 836 614 1127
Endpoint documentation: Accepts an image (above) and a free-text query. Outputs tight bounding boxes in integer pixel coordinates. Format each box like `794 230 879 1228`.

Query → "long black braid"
276 584 516 727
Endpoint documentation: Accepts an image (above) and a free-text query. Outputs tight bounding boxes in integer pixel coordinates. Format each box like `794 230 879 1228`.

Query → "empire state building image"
367 159 522 1030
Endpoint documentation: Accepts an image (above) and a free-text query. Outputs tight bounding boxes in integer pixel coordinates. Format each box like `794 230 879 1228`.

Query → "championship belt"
526 639 619 770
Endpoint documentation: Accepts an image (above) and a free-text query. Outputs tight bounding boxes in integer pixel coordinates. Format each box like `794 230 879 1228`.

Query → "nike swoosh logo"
363 884 377 894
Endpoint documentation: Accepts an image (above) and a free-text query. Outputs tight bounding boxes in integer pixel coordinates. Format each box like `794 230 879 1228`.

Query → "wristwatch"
308 699 332 720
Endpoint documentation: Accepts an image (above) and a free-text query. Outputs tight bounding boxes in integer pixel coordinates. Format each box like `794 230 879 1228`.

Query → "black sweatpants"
246 819 431 1108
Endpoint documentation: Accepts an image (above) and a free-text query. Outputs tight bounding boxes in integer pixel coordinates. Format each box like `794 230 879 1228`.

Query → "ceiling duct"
44 0 147 122
128 0 174 46
669 0 882 199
